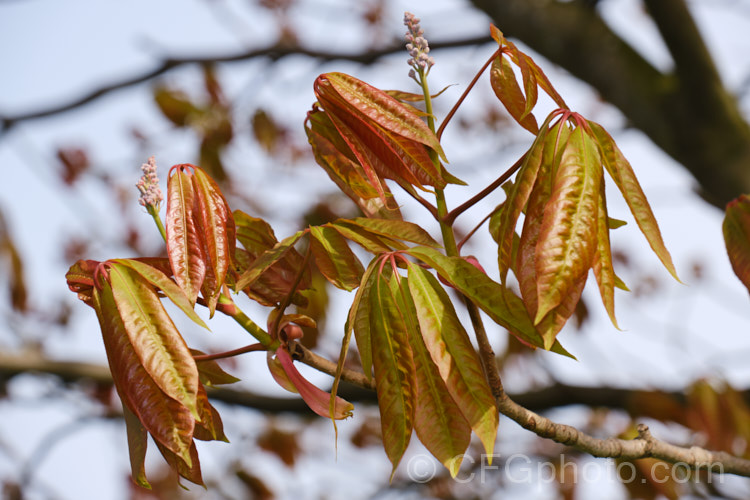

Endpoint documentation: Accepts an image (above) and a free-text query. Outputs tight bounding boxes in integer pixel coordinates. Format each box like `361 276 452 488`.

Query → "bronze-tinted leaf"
123 403 150 488
346 257 381 380
108 262 200 419
344 218 439 247
92 282 195 465
234 231 306 291
490 55 539 134
724 194 750 294
166 167 205 305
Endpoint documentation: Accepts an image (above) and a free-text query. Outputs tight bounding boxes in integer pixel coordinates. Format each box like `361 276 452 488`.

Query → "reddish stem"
192 342 265 362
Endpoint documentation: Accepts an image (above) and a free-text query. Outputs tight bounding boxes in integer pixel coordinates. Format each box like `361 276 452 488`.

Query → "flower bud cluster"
404 12 434 78
136 156 163 209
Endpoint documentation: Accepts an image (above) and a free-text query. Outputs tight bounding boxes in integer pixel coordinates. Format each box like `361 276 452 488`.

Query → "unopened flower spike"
404 12 435 82
136 156 164 210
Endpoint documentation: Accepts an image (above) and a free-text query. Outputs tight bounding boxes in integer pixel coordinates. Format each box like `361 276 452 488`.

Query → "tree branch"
0 36 492 132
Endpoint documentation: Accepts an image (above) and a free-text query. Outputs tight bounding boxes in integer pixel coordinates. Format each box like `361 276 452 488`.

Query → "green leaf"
370 269 416 475
534 126 602 325
407 246 544 349
345 218 439 247
346 257 381 380
330 222 405 254
123 403 151 489
92 282 195 466
113 259 209 330
234 230 306 291
190 349 241 386
588 120 679 282
723 195 750 294
318 73 447 162
108 262 200 419
309 225 364 291
406 264 498 458
234 210 278 255
166 167 205 305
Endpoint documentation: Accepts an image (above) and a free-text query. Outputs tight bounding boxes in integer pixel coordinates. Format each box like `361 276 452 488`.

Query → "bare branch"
0 36 492 132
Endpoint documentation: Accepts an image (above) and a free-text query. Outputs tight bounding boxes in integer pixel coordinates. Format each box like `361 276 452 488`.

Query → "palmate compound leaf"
407 246 574 357
369 266 416 475
391 274 471 478
406 263 498 462
723 195 750 294
587 120 679 282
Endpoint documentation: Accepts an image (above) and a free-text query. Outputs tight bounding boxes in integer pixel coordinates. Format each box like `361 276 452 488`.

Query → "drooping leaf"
370 269 416 474
154 439 204 486
193 385 228 442
309 225 364 291
388 276 471 477
113 259 209 330
273 346 354 420
723 194 750 294
490 54 539 134
166 167 205 305
92 281 195 466
346 257 381 380
191 167 236 315
317 72 447 162
534 126 602 325
123 403 151 489
591 177 620 329
108 262 200 419
234 231 306 291
588 120 679 282
406 264 498 458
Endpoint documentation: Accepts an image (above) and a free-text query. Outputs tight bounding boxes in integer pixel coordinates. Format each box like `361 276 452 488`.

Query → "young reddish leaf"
108 262 200 419
317 72 447 162
306 110 402 219
273 346 354 420
123 403 150 489
370 269 416 475
534 126 602 325
112 259 209 330
166 167 205 305
309 225 364 291
234 230 306 291
191 167 236 314
234 210 279 255
65 259 100 307
345 218 439 247
406 264 498 458
154 439 204 486
490 54 539 134
588 120 680 282
346 257 381 380
193 385 228 442
490 25 567 110
535 273 587 347
92 282 195 466
591 178 621 329
723 195 750 294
